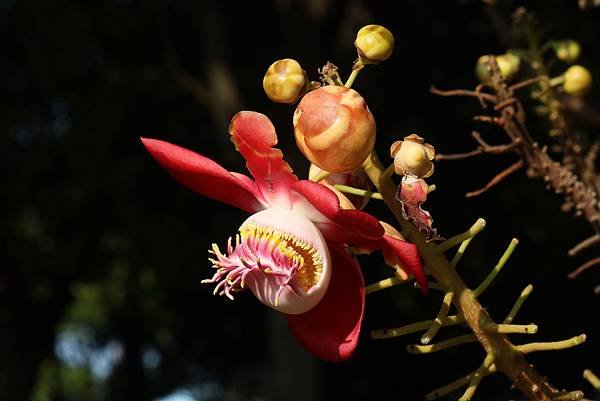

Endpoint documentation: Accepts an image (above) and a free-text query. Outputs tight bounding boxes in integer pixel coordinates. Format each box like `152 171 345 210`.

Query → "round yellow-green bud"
263 59 308 104
475 53 520 83
553 40 581 64
354 25 394 65
564 65 592 96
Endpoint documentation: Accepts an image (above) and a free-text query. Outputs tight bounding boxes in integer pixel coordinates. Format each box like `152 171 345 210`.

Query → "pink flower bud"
293 86 376 173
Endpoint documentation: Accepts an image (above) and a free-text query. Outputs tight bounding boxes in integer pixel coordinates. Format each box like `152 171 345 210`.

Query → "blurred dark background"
1 1 599 400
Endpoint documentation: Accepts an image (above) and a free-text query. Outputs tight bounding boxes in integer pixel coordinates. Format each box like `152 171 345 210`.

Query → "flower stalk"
482 323 538 334
371 314 464 340
365 275 409 294
583 369 600 390
516 334 586 354
435 218 486 253
333 184 383 200
473 238 518 297
407 334 477 354
421 290 454 344
504 284 534 324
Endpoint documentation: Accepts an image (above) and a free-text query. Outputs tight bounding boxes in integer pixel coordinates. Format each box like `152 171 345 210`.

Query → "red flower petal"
396 176 439 240
286 244 364 362
141 137 265 213
291 180 384 244
229 111 298 208
379 234 428 293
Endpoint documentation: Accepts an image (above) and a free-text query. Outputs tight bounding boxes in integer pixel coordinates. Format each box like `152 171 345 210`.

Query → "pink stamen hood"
203 208 331 315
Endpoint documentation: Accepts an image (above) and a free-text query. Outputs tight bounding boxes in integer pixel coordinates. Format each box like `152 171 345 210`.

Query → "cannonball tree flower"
141 111 426 362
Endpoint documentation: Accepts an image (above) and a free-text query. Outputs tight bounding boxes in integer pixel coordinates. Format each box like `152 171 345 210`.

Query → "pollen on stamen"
201 220 325 308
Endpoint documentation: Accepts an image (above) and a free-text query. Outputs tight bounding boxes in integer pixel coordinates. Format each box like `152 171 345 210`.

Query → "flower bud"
293 85 376 173
263 58 308 104
553 40 581 64
390 134 435 178
563 65 592 96
475 53 520 83
354 24 394 65
309 164 373 209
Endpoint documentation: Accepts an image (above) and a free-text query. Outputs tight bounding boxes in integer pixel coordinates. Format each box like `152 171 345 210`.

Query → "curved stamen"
203 221 324 305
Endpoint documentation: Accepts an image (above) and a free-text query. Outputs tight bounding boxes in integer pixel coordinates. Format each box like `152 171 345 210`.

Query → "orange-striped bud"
293 86 376 173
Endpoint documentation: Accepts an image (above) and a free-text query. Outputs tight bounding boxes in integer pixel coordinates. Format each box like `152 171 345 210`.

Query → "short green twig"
371 315 464 340
516 334 587 354
504 284 534 324
426 358 497 400
333 184 383 200
407 334 477 354
459 354 495 401
583 369 600 390
344 61 364 88
482 322 538 334
421 291 454 344
365 275 410 294
552 391 585 401
473 238 519 297
309 169 331 182
435 218 486 253
451 238 473 267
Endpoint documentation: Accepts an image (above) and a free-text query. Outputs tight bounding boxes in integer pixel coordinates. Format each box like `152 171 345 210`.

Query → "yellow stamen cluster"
240 222 323 292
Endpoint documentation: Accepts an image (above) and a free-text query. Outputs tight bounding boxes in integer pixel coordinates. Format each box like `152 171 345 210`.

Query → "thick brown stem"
362 151 562 401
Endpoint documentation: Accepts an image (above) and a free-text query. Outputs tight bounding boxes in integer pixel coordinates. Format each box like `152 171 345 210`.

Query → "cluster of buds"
475 39 592 97
547 39 592 96
475 53 521 83
262 24 395 174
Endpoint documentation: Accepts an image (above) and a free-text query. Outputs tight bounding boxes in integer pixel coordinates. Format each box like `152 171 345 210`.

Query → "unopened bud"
475 53 520 83
263 59 308 104
293 86 376 173
564 65 592 96
390 134 435 178
354 25 394 65
553 40 581 64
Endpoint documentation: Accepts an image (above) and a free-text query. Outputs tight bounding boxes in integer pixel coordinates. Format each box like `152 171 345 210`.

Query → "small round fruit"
564 65 592 96
554 40 581 64
354 25 394 65
263 58 307 104
475 53 520 83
